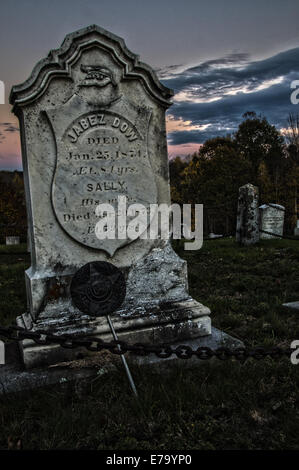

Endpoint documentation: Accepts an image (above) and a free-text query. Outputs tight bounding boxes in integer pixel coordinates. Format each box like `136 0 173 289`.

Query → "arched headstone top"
10 24 173 109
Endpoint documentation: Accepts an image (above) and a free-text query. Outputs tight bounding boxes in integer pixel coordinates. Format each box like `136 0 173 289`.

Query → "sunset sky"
1 0 299 170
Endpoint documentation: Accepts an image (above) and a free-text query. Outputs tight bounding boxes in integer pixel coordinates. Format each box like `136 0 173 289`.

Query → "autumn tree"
178 137 251 234
234 112 285 201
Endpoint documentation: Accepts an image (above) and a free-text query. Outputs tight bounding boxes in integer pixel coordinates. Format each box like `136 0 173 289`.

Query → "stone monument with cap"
259 203 285 239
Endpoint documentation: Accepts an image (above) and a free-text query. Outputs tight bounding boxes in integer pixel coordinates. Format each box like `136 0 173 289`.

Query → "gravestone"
294 220 299 237
282 301 299 313
236 184 259 245
10 25 212 368
6 236 20 245
259 204 285 239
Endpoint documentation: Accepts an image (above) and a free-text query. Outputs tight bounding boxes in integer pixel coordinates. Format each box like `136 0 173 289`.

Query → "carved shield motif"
46 86 157 256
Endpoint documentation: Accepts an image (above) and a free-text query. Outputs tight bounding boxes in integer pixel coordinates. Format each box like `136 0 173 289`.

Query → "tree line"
169 112 299 235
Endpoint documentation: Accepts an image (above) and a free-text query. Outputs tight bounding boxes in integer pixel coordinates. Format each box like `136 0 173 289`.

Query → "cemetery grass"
0 239 298 450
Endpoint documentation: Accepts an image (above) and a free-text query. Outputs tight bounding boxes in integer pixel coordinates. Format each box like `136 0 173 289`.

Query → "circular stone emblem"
70 261 126 316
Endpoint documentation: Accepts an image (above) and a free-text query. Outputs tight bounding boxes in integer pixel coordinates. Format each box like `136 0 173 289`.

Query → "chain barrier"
0 325 292 362
259 229 298 240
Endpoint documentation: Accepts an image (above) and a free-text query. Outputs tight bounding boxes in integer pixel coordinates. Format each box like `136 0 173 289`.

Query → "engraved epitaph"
47 86 156 255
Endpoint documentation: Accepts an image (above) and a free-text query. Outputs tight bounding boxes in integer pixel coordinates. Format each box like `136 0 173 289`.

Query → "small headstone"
294 220 299 237
11 25 212 368
6 236 20 245
208 232 223 239
236 184 259 245
282 301 299 313
259 204 285 239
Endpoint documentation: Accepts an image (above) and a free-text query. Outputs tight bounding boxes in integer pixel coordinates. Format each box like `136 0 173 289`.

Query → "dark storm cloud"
162 49 299 96
163 48 299 146
168 129 228 145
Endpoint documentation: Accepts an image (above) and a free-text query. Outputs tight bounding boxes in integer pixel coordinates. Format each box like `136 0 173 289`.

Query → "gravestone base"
16 243 213 369
1 327 243 395
17 298 211 368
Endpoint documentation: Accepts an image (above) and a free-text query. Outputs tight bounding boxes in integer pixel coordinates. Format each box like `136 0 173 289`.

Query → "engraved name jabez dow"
45 65 157 256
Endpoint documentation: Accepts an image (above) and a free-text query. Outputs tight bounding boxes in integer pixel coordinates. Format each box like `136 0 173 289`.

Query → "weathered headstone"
259 204 285 239
6 236 20 245
11 25 212 367
294 220 299 237
236 184 259 245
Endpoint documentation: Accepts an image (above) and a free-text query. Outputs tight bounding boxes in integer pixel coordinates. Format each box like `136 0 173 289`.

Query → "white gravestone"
259 204 285 239
10 25 211 367
6 236 20 245
294 220 299 237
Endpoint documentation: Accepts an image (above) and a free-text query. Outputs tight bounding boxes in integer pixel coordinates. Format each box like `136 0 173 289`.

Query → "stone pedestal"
17 243 211 368
6 236 20 245
236 184 259 245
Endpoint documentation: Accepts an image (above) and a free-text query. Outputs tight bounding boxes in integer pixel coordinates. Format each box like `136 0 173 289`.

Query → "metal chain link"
0 325 292 362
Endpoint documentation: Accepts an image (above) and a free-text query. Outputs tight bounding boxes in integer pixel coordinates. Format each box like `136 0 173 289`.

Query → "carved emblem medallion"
70 261 126 316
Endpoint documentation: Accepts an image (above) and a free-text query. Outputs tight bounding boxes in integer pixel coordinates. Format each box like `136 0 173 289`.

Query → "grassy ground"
0 239 298 450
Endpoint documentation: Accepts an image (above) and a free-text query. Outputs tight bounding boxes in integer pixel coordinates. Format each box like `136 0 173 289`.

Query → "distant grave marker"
236 184 259 245
6 236 20 245
259 204 285 239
